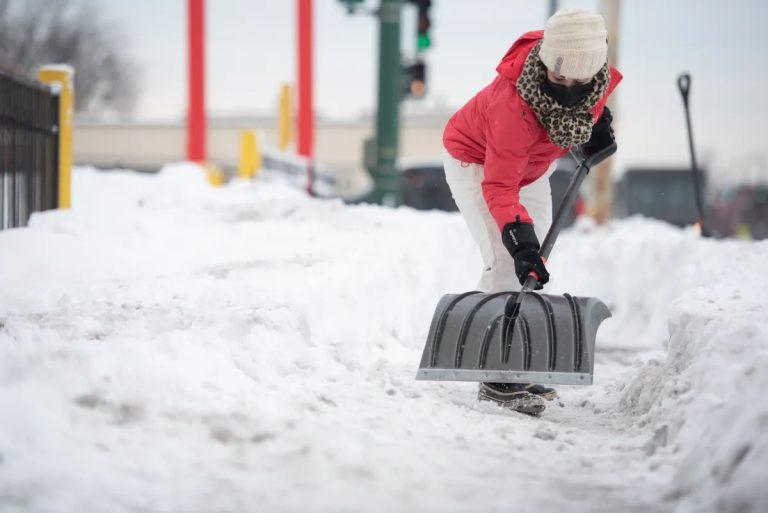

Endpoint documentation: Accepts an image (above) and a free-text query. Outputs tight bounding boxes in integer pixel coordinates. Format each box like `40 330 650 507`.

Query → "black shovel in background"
677 73 710 237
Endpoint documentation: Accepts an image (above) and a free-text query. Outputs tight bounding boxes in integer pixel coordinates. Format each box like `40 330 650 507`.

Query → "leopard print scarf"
516 41 610 148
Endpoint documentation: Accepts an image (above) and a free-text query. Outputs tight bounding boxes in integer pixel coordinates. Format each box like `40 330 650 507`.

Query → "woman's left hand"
582 107 614 157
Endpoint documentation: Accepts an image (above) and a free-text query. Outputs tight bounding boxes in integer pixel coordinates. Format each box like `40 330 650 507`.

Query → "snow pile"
0 164 766 512
616 246 768 511
551 219 768 512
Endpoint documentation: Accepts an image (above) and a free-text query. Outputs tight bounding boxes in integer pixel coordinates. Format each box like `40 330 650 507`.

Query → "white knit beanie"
539 9 608 80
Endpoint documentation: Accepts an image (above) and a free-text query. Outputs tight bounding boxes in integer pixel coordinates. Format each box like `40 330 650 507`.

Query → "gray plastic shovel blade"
416 291 611 386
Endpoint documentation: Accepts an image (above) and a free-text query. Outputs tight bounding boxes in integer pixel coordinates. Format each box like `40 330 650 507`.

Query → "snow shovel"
677 73 710 237
416 143 617 386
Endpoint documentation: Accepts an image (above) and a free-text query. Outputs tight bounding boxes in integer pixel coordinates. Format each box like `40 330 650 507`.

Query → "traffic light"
415 0 432 50
403 1 430 101
406 0 432 50
403 60 426 98
337 0 364 14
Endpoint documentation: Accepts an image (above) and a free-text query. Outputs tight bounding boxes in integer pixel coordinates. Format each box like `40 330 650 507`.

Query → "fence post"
37 65 74 209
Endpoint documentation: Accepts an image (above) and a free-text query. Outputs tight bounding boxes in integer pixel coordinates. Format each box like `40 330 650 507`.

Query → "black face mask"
540 79 594 107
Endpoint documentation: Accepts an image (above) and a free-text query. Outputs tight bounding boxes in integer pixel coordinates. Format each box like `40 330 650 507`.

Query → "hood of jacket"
495 30 544 82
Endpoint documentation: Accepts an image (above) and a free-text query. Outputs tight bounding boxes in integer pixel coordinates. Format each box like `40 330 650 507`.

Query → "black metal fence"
262 149 337 197
0 69 59 230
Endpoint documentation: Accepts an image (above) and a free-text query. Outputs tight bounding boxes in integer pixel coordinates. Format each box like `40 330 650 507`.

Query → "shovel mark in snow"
200 257 323 279
74 393 107 409
209 425 238 444
250 432 276 444
643 425 669 456
337 464 375 480
318 395 337 407
716 444 752 483
534 424 558 441
73 393 145 425
200 259 273 279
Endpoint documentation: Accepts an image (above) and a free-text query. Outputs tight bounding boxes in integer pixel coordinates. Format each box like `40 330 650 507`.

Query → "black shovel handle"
677 73 691 105
677 72 709 237
504 142 617 342
521 142 617 292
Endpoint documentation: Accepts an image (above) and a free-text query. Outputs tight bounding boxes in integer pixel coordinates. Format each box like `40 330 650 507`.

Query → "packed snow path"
1 166 766 513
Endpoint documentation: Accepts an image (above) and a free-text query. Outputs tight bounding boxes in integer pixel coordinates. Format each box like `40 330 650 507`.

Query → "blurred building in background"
72 111 451 198
72 113 768 240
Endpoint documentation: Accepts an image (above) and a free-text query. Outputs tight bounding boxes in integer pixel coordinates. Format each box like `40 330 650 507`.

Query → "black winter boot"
478 382 548 415
523 383 558 401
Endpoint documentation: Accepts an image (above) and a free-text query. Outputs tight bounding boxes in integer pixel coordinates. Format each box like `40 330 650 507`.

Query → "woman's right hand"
501 222 550 290
512 247 550 290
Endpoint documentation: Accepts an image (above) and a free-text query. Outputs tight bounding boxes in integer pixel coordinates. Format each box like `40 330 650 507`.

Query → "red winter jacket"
443 30 622 230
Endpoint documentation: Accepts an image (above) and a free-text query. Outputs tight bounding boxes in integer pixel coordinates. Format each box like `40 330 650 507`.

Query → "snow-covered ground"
0 165 766 513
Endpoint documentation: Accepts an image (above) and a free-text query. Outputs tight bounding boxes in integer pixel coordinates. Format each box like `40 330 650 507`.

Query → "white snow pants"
443 148 554 293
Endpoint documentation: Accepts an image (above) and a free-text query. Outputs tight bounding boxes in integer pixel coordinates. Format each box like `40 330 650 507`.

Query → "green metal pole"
372 0 402 206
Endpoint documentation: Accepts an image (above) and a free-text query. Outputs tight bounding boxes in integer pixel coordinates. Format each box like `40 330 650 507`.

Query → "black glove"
582 106 614 158
501 222 549 290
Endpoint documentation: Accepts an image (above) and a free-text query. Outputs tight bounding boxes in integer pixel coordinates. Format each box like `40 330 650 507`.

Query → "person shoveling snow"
438 10 622 414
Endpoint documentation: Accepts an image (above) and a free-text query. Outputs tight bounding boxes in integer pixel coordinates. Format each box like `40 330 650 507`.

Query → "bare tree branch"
0 0 139 115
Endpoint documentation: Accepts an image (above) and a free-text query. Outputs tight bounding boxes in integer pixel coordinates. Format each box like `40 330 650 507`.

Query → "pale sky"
100 0 768 171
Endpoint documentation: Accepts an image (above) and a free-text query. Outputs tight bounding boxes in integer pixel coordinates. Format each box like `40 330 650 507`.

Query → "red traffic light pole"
187 0 206 163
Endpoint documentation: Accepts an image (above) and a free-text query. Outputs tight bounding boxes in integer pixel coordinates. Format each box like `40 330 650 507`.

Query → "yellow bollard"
278 83 292 151
238 129 262 179
205 163 226 187
239 130 255 179
38 65 74 209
